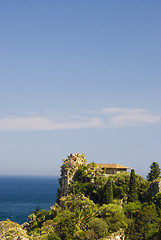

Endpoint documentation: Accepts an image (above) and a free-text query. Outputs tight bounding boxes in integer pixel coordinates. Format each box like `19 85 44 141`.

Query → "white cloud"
102 108 147 114
110 113 160 127
52 117 101 130
0 116 101 131
0 117 54 131
102 108 160 127
0 108 160 131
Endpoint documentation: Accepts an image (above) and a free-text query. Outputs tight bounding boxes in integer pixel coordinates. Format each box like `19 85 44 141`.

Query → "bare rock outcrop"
59 153 87 197
0 219 30 240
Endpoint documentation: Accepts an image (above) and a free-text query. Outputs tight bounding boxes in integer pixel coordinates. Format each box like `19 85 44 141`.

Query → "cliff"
59 153 87 197
0 153 160 240
58 153 130 199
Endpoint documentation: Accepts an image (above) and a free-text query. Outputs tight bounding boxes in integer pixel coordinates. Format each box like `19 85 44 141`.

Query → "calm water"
0 176 59 224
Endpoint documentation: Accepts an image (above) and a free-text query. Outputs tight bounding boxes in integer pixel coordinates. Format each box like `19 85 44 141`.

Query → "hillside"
0 154 161 240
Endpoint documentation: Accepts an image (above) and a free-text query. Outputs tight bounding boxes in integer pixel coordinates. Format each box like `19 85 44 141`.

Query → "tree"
97 204 126 233
124 202 142 218
88 218 108 238
54 210 76 240
104 177 113 204
152 192 161 216
47 232 61 240
127 169 138 203
147 161 161 182
125 204 159 240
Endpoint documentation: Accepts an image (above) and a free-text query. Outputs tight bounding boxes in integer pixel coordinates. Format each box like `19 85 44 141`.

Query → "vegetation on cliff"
147 161 161 182
0 155 161 240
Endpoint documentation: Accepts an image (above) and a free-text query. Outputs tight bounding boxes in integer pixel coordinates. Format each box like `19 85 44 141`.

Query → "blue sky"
0 1 161 177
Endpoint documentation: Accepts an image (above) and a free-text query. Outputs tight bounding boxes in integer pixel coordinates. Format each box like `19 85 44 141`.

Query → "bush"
47 232 61 240
88 217 108 238
54 210 77 240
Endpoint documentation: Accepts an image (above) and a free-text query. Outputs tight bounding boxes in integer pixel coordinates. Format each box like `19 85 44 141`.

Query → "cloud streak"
0 116 101 131
0 108 160 131
102 108 160 127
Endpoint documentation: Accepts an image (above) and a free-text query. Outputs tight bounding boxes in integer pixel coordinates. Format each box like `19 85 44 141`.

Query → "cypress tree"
104 177 113 204
127 169 138 203
147 161 161 181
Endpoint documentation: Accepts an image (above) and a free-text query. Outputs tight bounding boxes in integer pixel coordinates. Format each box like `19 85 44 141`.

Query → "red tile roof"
96 164 129 169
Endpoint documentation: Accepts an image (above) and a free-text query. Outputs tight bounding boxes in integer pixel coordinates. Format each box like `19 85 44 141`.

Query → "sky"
0 1 161 178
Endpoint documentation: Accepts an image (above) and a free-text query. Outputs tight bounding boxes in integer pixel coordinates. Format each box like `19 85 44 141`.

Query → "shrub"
88 217 108 238
47 231 61 240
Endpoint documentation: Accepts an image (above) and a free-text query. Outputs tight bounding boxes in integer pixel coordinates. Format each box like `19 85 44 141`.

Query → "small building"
96 164 129 175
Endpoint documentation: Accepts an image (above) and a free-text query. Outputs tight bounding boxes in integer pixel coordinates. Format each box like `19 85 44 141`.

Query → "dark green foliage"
27 208 52 235
111 173 129 201
47 232 61 240
88 218 108 238
147 161 161 181
135 174 150 202
152 193 161 216
58 194 99 233
104 177 113 204
125 204 160 240
124 202 142 218
151 228 161 240
127 169 138 203
69 177 105 204
69 181 94 197
69 171 149 205
110 172 149 202
54 210 76 240
90 176 107 204
97 203 128 234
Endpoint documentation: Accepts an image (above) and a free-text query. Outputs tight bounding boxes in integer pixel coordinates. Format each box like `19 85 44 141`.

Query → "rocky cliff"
59 153 87 197
58 153 161 200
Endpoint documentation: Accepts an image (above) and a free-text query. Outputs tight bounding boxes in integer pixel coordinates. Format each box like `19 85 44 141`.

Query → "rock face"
59 153 87 197
149 179 161 197
104 232 125 240
0 219 30 240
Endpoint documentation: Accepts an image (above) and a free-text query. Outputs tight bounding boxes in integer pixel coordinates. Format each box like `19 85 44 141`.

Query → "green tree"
47 232 61 240
127 169 138 203
54 210 76 240
124 202 142 218
147 161 161 181
152 192 161 216
97 203 127 233
125 204 159 240
88 218 108 238
104 177 113 204
111 172 149 201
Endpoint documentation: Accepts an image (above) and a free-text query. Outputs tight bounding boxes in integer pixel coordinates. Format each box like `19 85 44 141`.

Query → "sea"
0 176 59 224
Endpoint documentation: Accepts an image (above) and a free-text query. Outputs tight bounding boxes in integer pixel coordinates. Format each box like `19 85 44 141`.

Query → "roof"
96 164 129 169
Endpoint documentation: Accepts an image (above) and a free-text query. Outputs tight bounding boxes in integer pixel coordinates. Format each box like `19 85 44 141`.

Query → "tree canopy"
127 169 138 203
147 161 161 181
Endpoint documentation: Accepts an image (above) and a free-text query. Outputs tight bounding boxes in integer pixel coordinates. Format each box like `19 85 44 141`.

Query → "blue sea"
0 176 59 224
